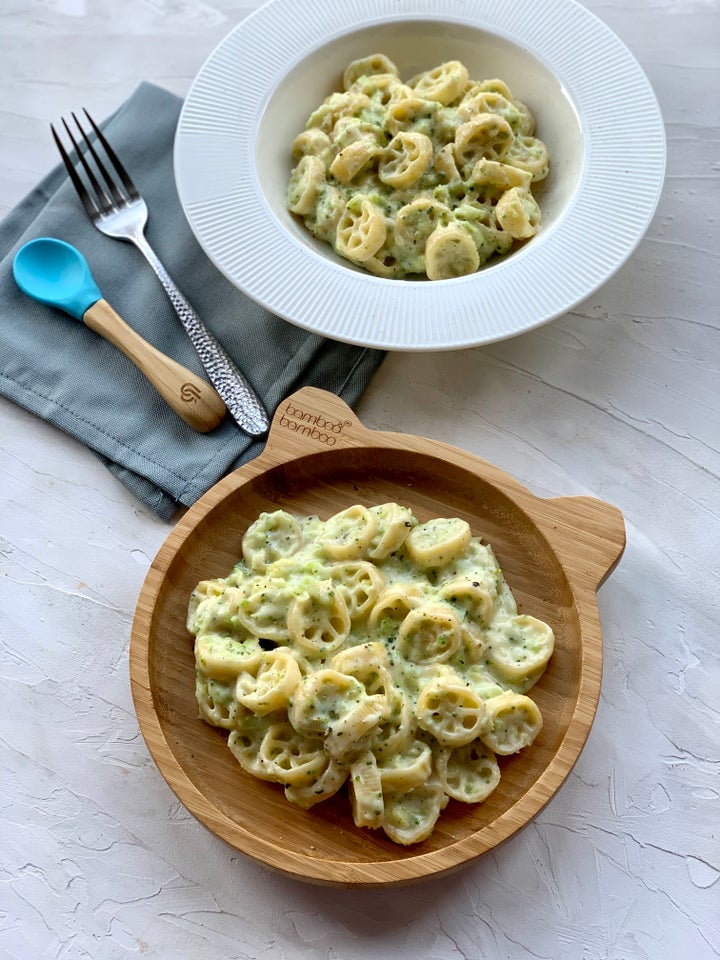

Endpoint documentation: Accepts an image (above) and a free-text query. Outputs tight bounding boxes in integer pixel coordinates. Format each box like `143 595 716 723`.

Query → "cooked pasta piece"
382 778 449 845
287 155 325 215
335 196 387 263
415 673 487 746
287 582 351 655
405 516 472 568
242 510 304 571
342 53 399 91
235 648 303 715
195 633 264 682
397 603 463 664
320 504 378 559
410 60 469 105
485 614 555 680
435 742 501 803
378 131 433 188
480 692 543 754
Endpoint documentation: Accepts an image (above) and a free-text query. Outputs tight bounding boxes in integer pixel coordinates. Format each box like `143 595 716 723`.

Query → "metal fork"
51 110 269 436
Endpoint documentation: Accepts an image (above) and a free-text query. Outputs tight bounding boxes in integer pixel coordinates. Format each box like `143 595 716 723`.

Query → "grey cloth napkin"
0 83 384 520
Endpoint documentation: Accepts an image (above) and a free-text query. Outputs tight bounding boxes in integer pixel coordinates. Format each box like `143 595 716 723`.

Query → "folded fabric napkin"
0 83 384 520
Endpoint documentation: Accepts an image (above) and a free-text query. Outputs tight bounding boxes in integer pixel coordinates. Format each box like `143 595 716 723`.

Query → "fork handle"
132 234 269 436
83 299 226 433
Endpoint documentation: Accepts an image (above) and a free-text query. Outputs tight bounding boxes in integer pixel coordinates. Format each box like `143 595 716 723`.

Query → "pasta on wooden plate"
188 504 554 845
287 54 549 280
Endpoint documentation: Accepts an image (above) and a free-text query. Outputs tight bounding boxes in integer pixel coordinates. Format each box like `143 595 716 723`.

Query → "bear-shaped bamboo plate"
130 386 625 886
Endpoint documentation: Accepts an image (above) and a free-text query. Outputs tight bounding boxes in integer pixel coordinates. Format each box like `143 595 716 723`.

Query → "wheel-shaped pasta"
416 673 487 747
335 197 387 263
435 742 501 803
291 128 333 164
228 712 279 779
233 577 292 642
454 113 514 168
257 721 329 787
460 620 489 664
349 72 404 105
349 750 384 828
287 58 548 282
370 691 417 760
241 510 304 571
195 675 241 730
331 641 391 692
367 501 417 560
377 738 432 792
485 614 555 680
503 135 549 181
331 116 385 150
329 136 379 184
470 158 532 192
287 155 325 215
425 222 482 280
480 692 543 755
342 53 399 91
327 560 385 621
305 183 345 243
190 584 244 634
381 778 448 845
306 91 372 134
410 60 469 105
439 577 495 627
384 97 439 136
404 516 472 568
378 131 433 188
288 668 365 736
495 187 542 239
190 500 555 845
187 579 225 632
397 603 462 664
287 581 351 656
235 648 303 715
284 757 349 809
326 693 390 760
457 91 524 129
320 504 378 559
395 198 451 251
433 143 461 182
195 633 264 682
367 583 425 633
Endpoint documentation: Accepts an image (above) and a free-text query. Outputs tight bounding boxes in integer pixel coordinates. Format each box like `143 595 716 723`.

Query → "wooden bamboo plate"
130 386 625 886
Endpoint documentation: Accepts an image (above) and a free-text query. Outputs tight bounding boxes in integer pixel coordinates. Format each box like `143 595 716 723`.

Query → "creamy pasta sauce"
188 504 554 845
286 54 549 280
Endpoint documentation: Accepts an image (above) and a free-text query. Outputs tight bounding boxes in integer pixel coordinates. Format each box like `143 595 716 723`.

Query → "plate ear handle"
537 496 626 590
261 386 372 461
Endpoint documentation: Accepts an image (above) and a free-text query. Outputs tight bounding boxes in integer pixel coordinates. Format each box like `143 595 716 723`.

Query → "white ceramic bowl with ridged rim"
174 0 666 351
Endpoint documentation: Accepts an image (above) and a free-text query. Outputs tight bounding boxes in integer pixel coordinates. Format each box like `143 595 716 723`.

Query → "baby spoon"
13 238 226 433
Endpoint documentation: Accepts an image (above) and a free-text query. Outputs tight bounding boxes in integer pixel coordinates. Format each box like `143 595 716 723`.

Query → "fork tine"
71 111 125 208
50 122 102 221
60 116 114 215
83 109 140 201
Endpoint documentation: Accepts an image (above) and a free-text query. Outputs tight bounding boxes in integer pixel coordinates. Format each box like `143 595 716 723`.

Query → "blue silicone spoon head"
12 237 102 320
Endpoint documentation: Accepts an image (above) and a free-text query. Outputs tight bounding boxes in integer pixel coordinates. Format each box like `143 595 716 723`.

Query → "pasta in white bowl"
174 0 666 349
188 503 554 845
288 55 549 280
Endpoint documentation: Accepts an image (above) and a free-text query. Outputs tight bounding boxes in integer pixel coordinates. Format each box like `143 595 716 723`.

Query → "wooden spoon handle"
83 299 226 433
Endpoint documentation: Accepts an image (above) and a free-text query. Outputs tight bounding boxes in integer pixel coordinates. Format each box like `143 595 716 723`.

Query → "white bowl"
175 0 666 351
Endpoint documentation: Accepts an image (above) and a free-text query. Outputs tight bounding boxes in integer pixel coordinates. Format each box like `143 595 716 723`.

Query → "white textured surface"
0 0 718 958
174 0 666 350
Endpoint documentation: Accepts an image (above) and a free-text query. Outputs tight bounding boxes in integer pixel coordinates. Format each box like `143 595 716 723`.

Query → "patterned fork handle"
133 233 269 436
